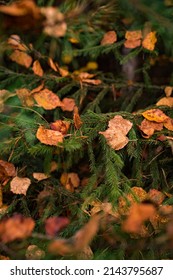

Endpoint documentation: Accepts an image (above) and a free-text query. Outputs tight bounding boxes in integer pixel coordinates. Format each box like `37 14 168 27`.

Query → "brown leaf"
61 98 76 112
99 115 132 150
164 86 173 97
45 216 70 237
164 117 173 131
60 172 80 192
142 31 157 51
0 214 35 243
138 119 163 138
101 31 117 45
33 172 50 181
156 97 173 107
0 160 16 179
50 120 70 135
34 88 63 110
122 203 156 234
32 60 44 77
73 106 83 129
147 189 166 205
142 108 169 123
48 213 101 256
16 88 34 107
10 176 31 195
25 245 45 260
36 126 64 146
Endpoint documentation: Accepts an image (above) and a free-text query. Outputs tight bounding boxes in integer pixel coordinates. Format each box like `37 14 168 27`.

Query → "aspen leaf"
45 216 70 237
164 117 173 131
61 98 76 112
101 31 117 45
138 119 163 138
99 115 132 150
73 106 83 129
142 109 169 123
33 88 63 110
36 126 64 146
32 60 44 77
142 31 157 51
50 120 70 135
0 214 35 243
10 176 31 195
33 172 50 181
25 245 45 260
48 213 101 256
156 97 173 107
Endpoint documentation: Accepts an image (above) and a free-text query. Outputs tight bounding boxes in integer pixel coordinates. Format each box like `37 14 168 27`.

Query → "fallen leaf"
122 203 156 234
75 72 102 85
50 120 70 135
48 213 101 256
73 106 83 129
16 88 34 107
156 97 173 107
124 30 142 49
30 82 45 94
34 88 63 110
9 49 32 68
45 216 70 237
61 98 76 112
25 245 45 260
142 31 157 51
101 31 117 45
147 189 166 205
48 57 58 72
124 39 141 49
10 176 31 195
99 115 132 150
0 214 35 243
164 86 173 97
138 119 163 138
142 108 169 123
33 172 50 181
164 117 173 131
60 172 80 192
0 160 16 179
32 60 44 77
36 126 64 146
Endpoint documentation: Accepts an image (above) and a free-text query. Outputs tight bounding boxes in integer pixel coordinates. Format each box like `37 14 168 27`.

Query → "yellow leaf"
34 88 63 110
142 108 169 123
32 60 44 77
142 31 157 51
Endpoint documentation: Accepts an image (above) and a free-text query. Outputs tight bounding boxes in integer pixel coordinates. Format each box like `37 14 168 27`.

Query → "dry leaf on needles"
138 119 163 138
99 115 132 150
30 82 45 94
32 60 44 77
101 31 117 45
164 86 173 97
75 72 102 85
164 117 173 131
33 88 63 110
156 97 173 107
122 203 156 234
16 88 34 107
61 98 76 112
33 172 50 181
0 214 35 243
0 160 16 180
48 57 58 72
45 216 70 237
124 30 142 49
147 189 166 205
10 176 31 195
50 120 70 135
142 31 157 51
36 126 64 146
73 106 83 129
25 245 45 260
142 108 169 123
60 172 80 192
48 213 101 256
9 49 32 68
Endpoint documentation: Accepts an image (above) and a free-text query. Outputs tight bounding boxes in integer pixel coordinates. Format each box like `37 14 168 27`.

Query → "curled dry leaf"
75 72 102 85
0 214 35 243
60 172 80 192
50 120 70 135
73 106 83 129
45 216 70 237
156 97 173 107
99 115 133 150
147 189 166 205
142 31 157 51
36 126 64 146
10 176 31 195
138 119 163 138
61 98 76 112
33 88 63 110
142 108 169 123
101 31 117 45
32 60 44 77
48 213 101 256
25 245 45 260
33 172 50 181
122 203 156 234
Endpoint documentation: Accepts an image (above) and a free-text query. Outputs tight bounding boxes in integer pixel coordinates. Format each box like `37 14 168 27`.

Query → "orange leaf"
101 31 117 45
164 86 173 97
124 39 141 49
99 115 132 150
0 214 35 243
142 109 169 123
142 31 157 51
138 119 163 138
73 106 83 129
125 30 142 40
156 97 173 107
34 88 63 110
147 189 165 205
9 49 32 68
61 98 76 112
48 57 58 72
60 172 80 192
36 126 64 146
50 120 70 135
164 117 173 131
10 176 31 195
32 60 44 77
33 173 50 181
30 82 44 94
